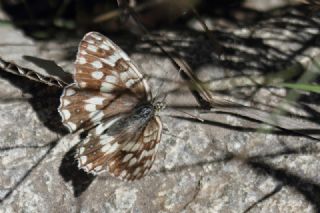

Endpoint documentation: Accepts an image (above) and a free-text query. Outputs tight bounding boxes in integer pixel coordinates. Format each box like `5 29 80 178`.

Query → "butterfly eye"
154 102 166 111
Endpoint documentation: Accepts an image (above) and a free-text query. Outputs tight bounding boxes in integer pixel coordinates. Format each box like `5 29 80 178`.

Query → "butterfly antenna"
153 67 186 104
153 78 167 102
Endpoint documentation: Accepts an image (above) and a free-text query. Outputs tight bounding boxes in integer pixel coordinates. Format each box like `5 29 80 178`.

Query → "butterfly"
58 32 165 181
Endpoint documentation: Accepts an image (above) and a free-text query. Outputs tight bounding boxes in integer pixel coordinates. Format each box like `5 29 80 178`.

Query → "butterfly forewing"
59 83 143 132
75 32 151 100
59 32 151 133
59 31 163 181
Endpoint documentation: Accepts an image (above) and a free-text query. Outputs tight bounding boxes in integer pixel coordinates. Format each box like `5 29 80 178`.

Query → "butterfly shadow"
23 55 73 84
59 144 96 197
0 70 68 135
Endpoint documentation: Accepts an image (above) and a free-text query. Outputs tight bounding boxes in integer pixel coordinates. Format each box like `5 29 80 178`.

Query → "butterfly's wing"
76 115 162 181
75 32 150 100
58 32 151 132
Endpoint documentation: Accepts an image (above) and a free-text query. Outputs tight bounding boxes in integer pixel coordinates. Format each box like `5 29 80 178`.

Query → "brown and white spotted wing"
59 31 151 132
74 31 151 100
58 84 142 132
76 115 162 181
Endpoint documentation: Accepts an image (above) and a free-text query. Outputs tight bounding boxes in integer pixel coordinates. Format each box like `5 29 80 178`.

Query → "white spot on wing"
105 75 118 84
62 110 71 120
80 156 87 164
125 79 136 88
78 57 86 64
100 82 115 92
79 147 85 154
85 96 105 105
95 165 102 171
122 142 135 151
99 135 115 145
120 71 130 82
91 71 104 79
91 33 102 40
133 167 141 176
63 99 70 106
101 58 116 67
67 122 77 131
128 157 137 167
122 153 133 162
91 61 103 69
108 53 121 65
130 143 141 152
84 104 96 112
100 43 110 51
65 88 76 96
87 44 98 52
79 81 87 87
139 149 154 160
86 163 93 170
80 50 87 55
101 142 119 155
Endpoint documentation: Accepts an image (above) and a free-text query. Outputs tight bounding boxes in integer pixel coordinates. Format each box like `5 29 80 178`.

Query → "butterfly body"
104 103 155 136
58 32 163 181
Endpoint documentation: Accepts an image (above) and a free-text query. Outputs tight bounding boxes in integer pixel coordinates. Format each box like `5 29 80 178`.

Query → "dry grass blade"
0 57 67 88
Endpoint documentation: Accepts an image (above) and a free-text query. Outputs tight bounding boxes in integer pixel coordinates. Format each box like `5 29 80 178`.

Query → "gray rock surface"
1 4 320 213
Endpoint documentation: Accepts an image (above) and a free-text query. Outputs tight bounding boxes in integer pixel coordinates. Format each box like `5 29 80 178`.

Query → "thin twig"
0 57 67 88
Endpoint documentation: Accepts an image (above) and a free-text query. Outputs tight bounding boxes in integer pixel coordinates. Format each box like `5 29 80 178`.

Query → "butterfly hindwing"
76 112 162 181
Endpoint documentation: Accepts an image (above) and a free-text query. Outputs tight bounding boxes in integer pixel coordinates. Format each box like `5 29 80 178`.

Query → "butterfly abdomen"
106 103 155 135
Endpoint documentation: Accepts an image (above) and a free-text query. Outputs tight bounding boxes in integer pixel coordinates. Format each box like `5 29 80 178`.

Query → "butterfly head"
153 101 166 113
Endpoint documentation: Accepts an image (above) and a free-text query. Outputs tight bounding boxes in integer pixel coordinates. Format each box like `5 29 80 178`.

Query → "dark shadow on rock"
247 159 320 213
171 114 320 142
0 140 58 203
299 103 320 125
59 144 95 197
0 70 68 135
23 55 73 84
155 153 234 175
243 184 283 213
96 153 235 181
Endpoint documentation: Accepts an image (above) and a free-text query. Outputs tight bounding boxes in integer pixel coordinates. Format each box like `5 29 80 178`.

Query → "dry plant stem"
120 6 219 108
0 57 67 88
95 0 166 23
189 7 224 56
